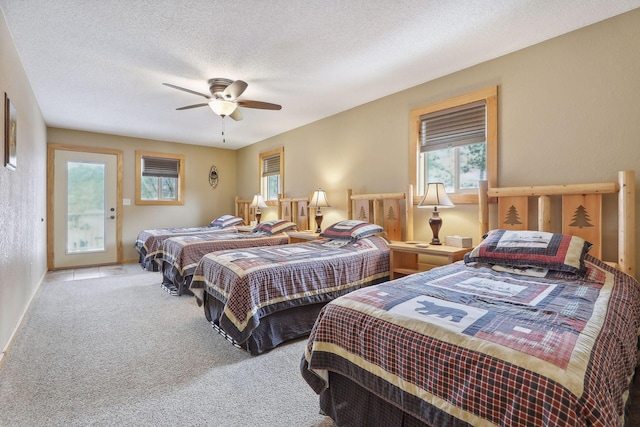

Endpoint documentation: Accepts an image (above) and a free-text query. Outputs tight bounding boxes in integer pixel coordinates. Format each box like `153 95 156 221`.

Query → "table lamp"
308 189 330 233
417 183 454 245
250 194 268 224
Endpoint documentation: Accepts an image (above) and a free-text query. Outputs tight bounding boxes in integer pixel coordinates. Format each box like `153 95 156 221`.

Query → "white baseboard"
0 271 44 369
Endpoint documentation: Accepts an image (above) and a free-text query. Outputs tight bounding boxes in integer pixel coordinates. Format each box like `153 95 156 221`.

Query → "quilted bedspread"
134 226 236 270
190 236 390 345
302 255 640 426
160 231 290 287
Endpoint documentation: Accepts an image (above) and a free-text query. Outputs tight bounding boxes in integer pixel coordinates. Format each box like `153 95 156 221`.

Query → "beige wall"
0 11 48 361
47 128 238 263
237 8 640 268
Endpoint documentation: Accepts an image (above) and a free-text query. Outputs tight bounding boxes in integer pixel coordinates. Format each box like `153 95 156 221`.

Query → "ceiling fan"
163 78 282 121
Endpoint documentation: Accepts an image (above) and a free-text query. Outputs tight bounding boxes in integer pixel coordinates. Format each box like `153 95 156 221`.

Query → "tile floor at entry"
44 263 146 282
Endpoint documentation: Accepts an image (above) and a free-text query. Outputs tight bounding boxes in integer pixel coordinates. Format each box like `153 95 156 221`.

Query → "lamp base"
429 211 442 245
314 213 323 234
256 212 262 224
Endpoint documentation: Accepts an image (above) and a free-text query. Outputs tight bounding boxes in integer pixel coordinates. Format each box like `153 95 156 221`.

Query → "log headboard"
278 196 311 231
235 195 311 231
344 185 414 241
478 170 635 277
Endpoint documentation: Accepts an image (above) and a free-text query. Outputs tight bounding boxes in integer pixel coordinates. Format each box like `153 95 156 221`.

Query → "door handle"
109 215 115 220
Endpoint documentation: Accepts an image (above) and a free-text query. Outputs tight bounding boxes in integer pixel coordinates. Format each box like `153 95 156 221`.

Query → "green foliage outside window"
140 175 177 201
67 162 105 213
426 142 486 193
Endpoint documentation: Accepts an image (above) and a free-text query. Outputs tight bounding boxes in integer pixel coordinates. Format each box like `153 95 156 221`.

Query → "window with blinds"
135 151 185 205
262 154 280 177
409 86 497 203
419 101 486 153
141 157 180 178
259 148 284 202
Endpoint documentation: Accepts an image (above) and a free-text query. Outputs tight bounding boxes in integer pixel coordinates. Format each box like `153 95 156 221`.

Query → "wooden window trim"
258 147 284 206
409 86 497 205
135 150 185 206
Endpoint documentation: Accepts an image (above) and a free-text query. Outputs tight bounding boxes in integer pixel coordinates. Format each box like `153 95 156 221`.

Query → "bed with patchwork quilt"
159 220 296 296
302 254 640 426
301 171 639 426
135 221 242 271
190 232 391 355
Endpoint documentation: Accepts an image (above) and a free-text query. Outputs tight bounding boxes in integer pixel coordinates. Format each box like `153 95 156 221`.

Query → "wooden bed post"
478 180 489 236
346 189 353 220
538 196 552 232
618 170 635 277
406 185 414 241
235 196 241 219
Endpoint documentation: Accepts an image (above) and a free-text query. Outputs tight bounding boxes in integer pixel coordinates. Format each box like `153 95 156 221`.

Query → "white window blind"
142 157 180 178
262 154 280 177
420 100 486 152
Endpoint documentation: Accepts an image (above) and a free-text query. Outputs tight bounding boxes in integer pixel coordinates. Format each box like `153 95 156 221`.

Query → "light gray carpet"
0 271 335 427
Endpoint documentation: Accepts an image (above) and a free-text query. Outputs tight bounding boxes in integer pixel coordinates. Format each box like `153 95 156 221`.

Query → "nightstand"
387 241 473 280
236 225 255 233
287 231 321 244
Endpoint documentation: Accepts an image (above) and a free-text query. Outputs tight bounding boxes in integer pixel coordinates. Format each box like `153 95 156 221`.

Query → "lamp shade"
308 189 330 208
418 183 455 208
209 99 238 117
250 194 268 209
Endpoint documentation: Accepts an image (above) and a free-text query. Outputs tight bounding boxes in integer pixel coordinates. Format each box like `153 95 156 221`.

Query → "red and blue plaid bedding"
134 226 237 270
190 236 390 346
302 255 640 426
160 231 290 289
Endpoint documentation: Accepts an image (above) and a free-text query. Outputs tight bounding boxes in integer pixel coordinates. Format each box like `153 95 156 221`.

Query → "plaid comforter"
134 226 236 270
160 231 290 288
302 255 640 427
190 236 390 345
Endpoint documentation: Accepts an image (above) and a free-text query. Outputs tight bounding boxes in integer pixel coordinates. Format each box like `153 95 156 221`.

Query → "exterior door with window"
51 147 121 268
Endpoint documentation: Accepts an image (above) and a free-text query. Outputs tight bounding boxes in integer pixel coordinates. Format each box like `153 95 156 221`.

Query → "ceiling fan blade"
222 80 248 100
163 83 211 100
229 108 243 121
176 103 209 110
237 100 282 110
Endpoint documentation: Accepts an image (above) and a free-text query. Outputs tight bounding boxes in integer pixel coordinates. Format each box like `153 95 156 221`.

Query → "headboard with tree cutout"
235 195 311 231
344 185 414 241
478 170 635 277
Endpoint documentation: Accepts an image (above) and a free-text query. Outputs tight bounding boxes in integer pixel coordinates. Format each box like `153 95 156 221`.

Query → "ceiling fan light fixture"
208 99 237 116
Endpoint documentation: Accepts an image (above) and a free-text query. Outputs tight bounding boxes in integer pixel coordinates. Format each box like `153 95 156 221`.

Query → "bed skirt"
203 292 327 355
317 371 432 427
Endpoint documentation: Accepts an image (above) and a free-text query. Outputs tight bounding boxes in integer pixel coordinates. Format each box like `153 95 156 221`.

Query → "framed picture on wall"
4 92 17 171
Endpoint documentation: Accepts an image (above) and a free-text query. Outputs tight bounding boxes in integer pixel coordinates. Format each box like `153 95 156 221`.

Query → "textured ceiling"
1 1 639 150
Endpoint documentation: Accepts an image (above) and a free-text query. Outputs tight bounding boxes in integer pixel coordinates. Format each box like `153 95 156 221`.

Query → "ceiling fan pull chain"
221 117 226 143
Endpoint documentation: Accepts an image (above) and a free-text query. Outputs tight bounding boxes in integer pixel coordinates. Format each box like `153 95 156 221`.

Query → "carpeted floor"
0 269 335 427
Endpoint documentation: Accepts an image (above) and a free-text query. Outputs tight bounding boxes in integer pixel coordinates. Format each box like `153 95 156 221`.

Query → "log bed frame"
204 187 415 354
346 185 414 241
478 170 635 277
301 171 638 427
235 195 311 231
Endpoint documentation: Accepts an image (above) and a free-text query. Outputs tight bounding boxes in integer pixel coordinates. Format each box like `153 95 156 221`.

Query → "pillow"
210 215 244 229
320 220 384 241
464 229 592 276
252 220 298 235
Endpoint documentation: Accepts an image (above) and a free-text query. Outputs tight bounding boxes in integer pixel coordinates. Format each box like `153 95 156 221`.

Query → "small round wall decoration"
209 165 219 189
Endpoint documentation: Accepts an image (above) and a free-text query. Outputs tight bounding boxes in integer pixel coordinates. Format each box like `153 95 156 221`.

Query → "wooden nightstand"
387 241 473 280
236 225 255 233
287 231 321 244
